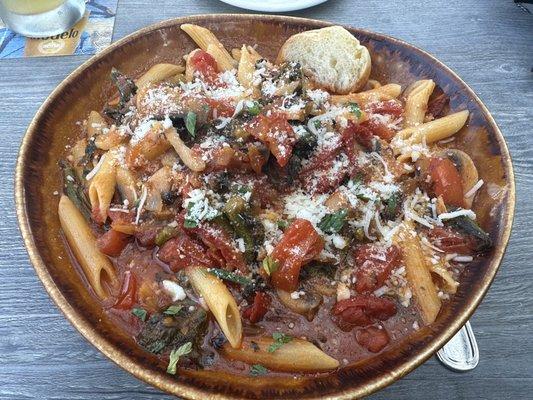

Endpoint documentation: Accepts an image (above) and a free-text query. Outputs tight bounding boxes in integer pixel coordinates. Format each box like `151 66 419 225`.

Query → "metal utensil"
437 321 479 371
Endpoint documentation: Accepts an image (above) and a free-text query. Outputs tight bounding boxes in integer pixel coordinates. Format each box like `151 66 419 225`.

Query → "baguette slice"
276 26 371 94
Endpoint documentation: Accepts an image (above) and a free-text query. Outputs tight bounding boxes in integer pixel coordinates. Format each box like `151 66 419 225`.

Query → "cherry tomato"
157 235 215 271
426 227 477 254
429 157 465 208
113 271 137 310
354 244 402 293
246 113 296 167
242 292 271 323
96 229 130 257
271 219 324 292
332 295 397 331
189 50 219 84
355 325 390 353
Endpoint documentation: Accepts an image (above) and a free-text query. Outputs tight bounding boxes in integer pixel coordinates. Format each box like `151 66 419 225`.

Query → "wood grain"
1 0 532 399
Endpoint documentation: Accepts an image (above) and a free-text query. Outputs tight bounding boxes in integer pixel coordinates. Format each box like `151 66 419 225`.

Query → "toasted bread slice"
276 26 371 94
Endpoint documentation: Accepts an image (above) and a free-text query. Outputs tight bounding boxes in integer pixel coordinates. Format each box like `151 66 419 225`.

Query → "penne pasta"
395 223 441 324
144 166 172 212
206 43 236 71
136 63 184 89
127 122 171 167
88 151 117 224
181 24 235 71
115 165 138 205
231 47 242 61
94 125 126 151
237 44 260 90
395 110 469 147
331 83 402 106
403 79 435 128
87 110 108 138
221 336 339 372
58 195 117 299
186 267 242 348
165 127 206 171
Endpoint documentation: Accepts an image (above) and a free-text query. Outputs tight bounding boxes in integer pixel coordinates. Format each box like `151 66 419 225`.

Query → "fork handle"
437 321 479 371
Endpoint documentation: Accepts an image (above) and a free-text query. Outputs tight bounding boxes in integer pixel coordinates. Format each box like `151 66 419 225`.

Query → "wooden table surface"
1 0 531 399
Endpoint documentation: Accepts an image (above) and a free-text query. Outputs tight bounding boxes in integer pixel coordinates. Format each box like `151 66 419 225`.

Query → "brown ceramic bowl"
15 14 515 399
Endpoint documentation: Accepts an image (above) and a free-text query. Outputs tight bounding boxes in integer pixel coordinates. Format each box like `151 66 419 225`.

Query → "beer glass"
0 0 86 37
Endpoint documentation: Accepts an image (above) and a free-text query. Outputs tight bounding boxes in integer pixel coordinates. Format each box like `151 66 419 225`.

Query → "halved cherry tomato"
189 50 219 84
242 292 271 323
271 219 324 292
354 244 402 293
426 227 477 254
342 120 374 150
187 222 248 273
332 295 397 331
96 229 130 257
113 271 137 310
429 157 465 208
158 235 215 271
246 113 296 167
355 325 390 353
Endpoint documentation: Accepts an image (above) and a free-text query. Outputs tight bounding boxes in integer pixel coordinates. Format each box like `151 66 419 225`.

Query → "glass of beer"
0 0 86 37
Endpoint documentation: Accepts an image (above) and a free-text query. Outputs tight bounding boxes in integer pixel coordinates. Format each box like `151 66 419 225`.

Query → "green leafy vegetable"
262 256 279 276
447 215 492 251
163 305 183 315
313 120 322 129
318 209 348 234
382 192 402 220
208 268 252 286
167 342 193 374
104 68 137 123
277 220 289 230
249 364 268 376
246 101 261 116
185 111 197 138
60 160 92 220
268 332 293 353
132 307 147 322
155 226 179 247
347 102 362 118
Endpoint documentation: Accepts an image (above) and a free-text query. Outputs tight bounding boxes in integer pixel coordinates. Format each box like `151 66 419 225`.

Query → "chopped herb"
246 101 261 116
163 305 183 315
208 268 252 286
348 102 362 118
250 364 268 376
262 256 279 276
277 220 289 230
382 192 402 220
155 225 179 246
318 209 348 234
183 218 198 228
60 160 91 220
132 307 147 322
268 332 293 353
185 111 197 138
167 342 193 375
313 120 322 129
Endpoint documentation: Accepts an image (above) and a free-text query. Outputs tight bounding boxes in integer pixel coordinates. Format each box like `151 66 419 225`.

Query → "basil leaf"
348 102 362 118
262 256 279 276
318 209 348 234
208 268 252 286
167 342 193 374
131 307 147 322
163 305 183 315
268 332 292 353
185 111 197 138
250 364 268 376
246 101 261 116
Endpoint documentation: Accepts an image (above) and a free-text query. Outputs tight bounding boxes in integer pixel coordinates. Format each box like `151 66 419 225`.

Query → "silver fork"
437 320 479 371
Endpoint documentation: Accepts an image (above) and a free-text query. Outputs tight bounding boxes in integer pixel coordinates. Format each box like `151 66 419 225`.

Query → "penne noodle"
144 166 172 212
87 111 108 138
94 125 127 151
237 44 259 90
331 83 402 106
430 263 459 294
127 122 172 167
221 336 339 372
395 222 441 324
396 110 469 147
88 151 117 224
186 267 242 348
116 165 138 205
70 138 87 180
403 79 436 128
181 24 235 71
231 48 242 61
58 195 117 299
165 128 206 172
247 45 262 60
206 43 236 71
136 63 184 89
